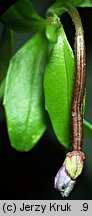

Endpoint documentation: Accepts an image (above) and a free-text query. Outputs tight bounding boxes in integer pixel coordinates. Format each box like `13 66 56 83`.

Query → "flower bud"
54 162 76 197
65 151 85 179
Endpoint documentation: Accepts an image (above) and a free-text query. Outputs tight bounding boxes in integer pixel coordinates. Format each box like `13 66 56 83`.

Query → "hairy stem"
62 2 86 151
64 3 86 151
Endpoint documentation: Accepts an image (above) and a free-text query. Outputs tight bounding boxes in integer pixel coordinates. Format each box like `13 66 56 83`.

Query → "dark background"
0 0 92 199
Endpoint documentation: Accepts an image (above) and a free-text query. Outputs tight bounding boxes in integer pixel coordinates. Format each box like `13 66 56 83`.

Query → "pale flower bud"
65 151 85 179
54 161 76 197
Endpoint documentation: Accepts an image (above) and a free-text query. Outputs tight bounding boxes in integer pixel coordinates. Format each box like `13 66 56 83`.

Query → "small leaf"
44 25 75 149
0 27 13 84
0 0 46 33
45 15 61 43
4 33 49 151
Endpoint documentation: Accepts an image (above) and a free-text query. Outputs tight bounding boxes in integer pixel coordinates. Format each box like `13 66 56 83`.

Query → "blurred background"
0 0 92 199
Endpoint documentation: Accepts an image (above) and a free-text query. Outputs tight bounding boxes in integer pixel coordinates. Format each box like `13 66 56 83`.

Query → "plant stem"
64 3 86 151
49 2 86 151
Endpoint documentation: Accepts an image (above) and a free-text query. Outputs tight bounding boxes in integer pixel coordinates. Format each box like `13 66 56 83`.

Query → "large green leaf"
44 25 75 149
4 33 49 151
0 0 45 33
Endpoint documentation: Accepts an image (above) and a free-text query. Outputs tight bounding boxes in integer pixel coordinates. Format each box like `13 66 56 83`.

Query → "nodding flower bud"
54 162 76 197
65 151 85 179
54 151 85 197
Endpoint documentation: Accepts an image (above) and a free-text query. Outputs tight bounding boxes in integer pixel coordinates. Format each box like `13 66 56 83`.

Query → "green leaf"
44 25 75 149
0 27 13 84
45 15 61 43
0 0 46 33
3 33 49 151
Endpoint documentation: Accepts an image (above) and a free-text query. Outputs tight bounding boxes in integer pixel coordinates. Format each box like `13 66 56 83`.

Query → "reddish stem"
48 2 86 151
58 2 86 151
71 30 86 151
